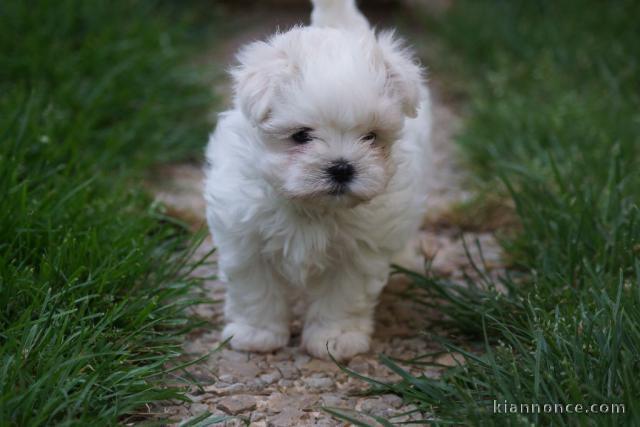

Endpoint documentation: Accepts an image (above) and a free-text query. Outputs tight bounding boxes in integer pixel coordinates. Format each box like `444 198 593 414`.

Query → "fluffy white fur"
204 0 432 361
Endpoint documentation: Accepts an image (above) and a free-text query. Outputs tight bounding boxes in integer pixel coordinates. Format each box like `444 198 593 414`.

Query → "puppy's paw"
222 322 289 352
303 325 370 361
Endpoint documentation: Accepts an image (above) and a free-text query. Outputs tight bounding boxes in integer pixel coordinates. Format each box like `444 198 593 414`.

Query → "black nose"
326 159 355 184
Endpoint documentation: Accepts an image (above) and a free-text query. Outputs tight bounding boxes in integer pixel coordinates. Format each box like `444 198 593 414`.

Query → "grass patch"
0 1 219 424
363 1 640 425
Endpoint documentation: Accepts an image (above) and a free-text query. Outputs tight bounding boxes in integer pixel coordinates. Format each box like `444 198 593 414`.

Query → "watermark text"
493 400 625 415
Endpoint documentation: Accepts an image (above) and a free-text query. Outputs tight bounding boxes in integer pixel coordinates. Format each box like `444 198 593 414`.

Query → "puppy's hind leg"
222 260 291 352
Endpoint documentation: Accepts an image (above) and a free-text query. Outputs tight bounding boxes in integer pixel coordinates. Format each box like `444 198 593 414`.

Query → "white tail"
310 0 370 32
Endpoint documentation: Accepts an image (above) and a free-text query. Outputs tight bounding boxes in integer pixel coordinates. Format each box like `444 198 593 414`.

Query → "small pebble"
303 376 334 391
217 394 257 415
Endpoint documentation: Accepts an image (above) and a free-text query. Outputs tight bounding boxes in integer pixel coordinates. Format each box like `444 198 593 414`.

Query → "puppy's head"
232 27 423 208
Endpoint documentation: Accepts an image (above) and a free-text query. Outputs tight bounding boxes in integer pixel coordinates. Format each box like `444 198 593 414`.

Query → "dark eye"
291 128 313 144
362 132 377 143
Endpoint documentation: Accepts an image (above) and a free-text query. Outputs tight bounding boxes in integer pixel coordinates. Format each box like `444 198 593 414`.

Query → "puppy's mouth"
326 184 373 207
328 184 349 196
284 184 370 208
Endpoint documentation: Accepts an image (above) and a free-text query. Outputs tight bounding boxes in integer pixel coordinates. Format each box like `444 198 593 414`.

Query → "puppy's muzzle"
326 159 355 184
326 159 355 195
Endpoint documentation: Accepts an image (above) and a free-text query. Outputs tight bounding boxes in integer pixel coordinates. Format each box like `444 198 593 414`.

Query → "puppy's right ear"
231 39 293 125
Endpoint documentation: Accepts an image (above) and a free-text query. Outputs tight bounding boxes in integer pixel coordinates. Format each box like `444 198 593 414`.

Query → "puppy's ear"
377 31 424 118
231 38 294 125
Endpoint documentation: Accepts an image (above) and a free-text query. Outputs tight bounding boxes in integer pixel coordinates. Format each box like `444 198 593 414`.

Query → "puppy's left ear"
377 31 424 118
231 37 295 125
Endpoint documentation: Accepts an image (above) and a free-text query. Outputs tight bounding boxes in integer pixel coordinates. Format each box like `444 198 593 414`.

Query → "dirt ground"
148 2 505 425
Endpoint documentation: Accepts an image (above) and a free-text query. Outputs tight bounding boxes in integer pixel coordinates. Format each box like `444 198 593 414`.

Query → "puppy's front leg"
222 260 290 352
302 266 388 361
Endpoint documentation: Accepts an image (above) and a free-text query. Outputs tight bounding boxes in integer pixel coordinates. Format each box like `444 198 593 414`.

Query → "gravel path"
148 3 505 425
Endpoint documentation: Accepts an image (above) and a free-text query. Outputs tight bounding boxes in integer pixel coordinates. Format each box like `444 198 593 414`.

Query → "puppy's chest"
260 216 358 285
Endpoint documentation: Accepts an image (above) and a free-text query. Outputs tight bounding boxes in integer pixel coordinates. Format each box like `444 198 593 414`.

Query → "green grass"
353 1 640 425
0 1 219 425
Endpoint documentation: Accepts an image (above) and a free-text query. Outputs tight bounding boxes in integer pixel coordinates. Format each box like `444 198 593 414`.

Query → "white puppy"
204 0 431 361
